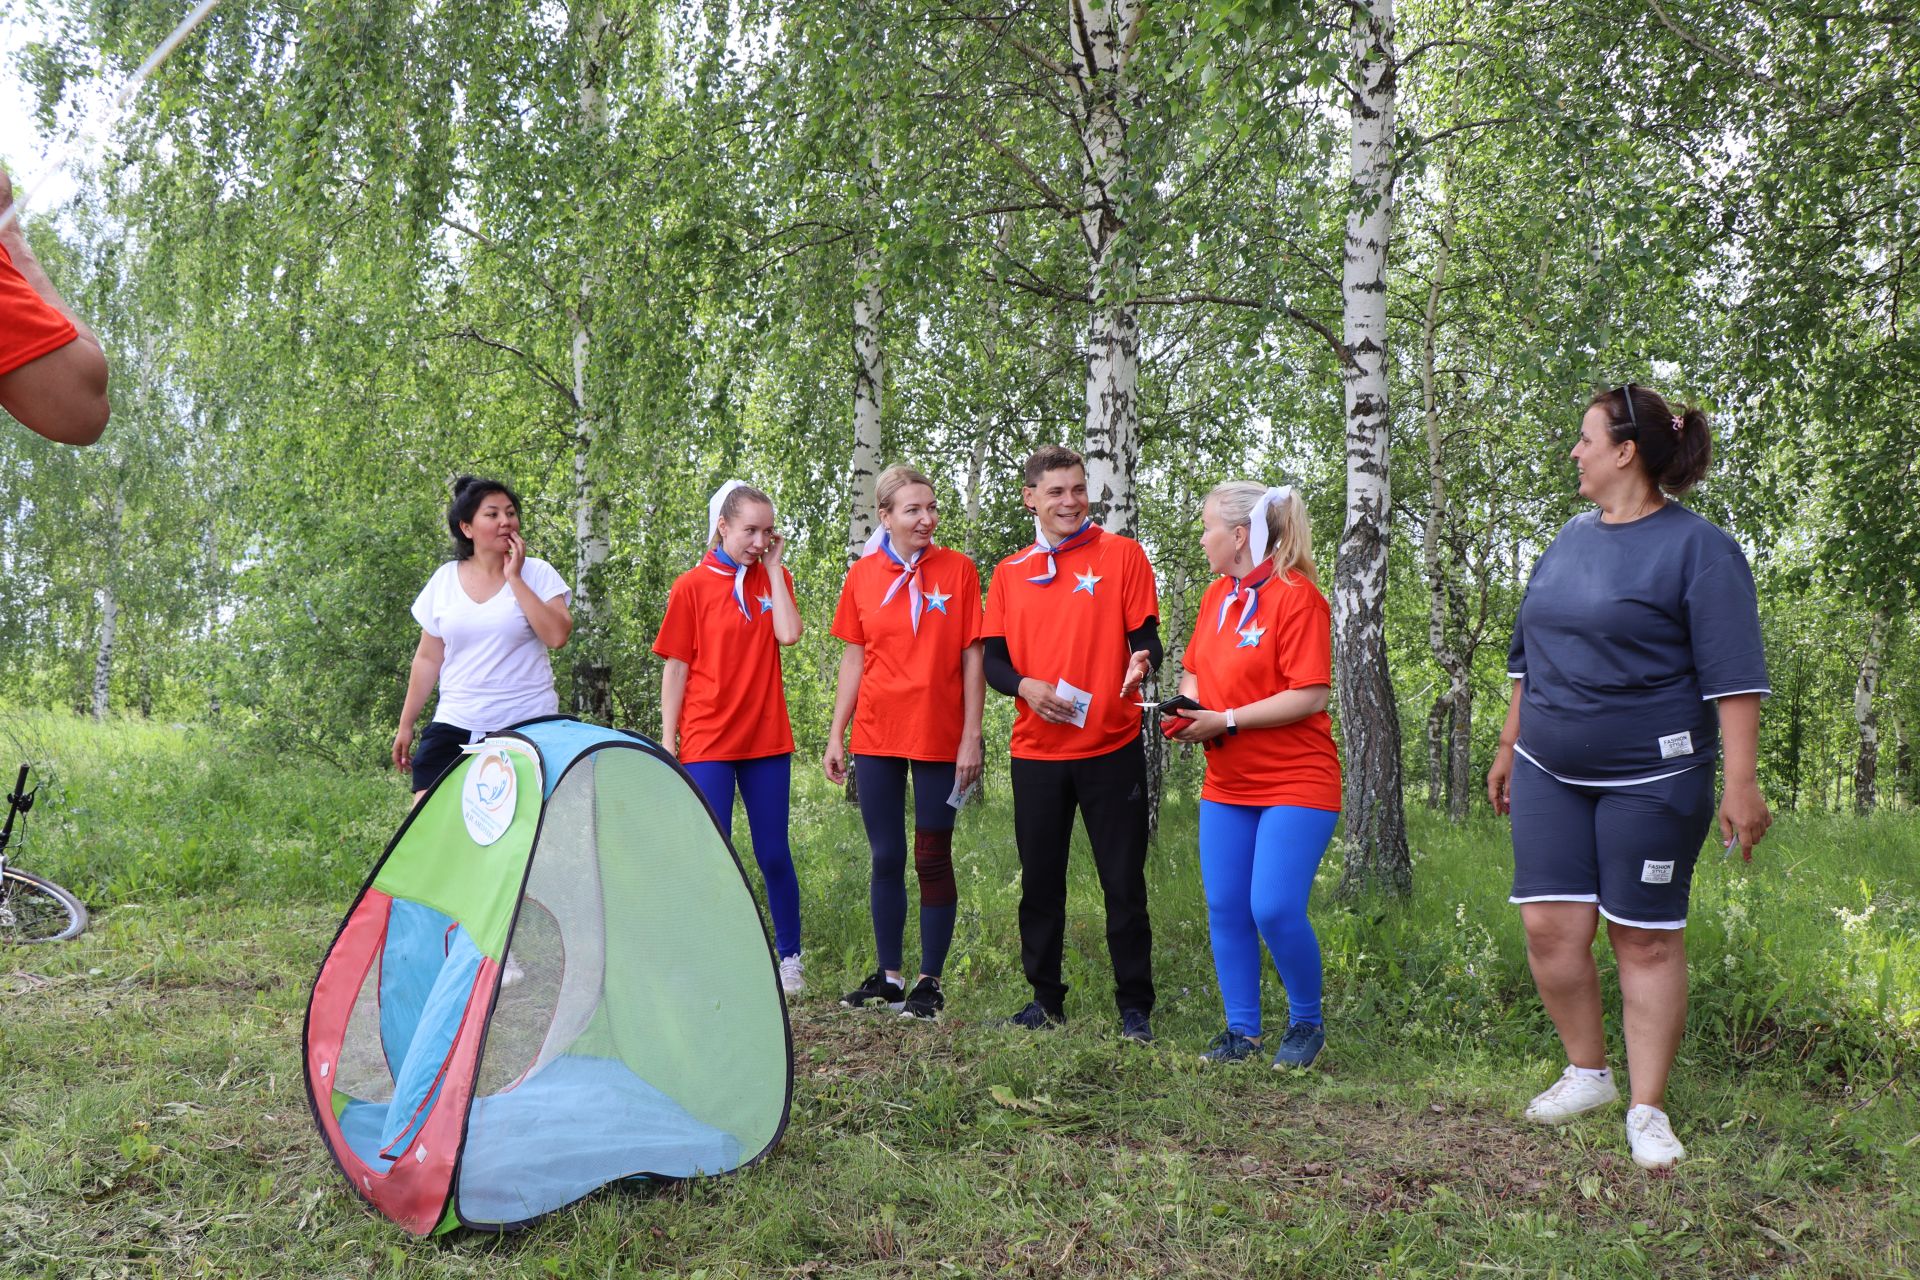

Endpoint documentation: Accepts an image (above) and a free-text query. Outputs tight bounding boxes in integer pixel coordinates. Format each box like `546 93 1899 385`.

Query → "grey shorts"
1508 754 1716 929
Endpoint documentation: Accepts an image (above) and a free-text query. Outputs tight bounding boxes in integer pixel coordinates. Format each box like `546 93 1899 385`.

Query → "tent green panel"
374 748 539 960
587 750 786 1150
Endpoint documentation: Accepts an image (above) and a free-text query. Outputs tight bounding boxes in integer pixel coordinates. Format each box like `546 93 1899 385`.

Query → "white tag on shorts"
1657 731 1693 759
1641 860 1675 885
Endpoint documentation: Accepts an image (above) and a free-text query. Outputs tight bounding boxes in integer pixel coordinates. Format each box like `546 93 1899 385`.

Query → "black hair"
447 475 522 560
1591 384 1713 495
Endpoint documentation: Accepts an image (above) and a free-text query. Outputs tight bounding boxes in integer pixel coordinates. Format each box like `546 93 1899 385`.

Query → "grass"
2 711 1917 1277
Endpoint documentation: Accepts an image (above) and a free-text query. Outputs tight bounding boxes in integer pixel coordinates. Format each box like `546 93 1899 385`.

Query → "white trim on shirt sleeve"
1703 687 1770 701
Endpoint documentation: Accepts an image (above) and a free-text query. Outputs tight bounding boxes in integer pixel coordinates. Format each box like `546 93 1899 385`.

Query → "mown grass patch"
3 713 1917 1276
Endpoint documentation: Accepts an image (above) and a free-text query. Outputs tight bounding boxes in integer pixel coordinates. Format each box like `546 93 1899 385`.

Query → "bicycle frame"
1 764 35 869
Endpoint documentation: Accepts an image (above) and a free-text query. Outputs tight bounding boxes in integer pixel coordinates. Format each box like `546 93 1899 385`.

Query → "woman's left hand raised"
503 530 527 581
762 529 786 570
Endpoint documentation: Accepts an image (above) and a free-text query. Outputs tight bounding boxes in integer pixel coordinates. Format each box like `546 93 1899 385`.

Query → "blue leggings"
685 754 802 959
1198 800 1339 1035
853 755 958 977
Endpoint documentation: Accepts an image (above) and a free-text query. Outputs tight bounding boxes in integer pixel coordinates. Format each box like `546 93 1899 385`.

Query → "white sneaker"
1523 1064 1620 1124
1626 1104 1686 1169
778 953 805 996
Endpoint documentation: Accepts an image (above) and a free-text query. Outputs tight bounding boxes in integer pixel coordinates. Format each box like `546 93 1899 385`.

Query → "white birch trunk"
91 489 127 723
847 246 884 563
1854 608 1889 814
91 587 118 722
1071 0 1141 539
1335 0 1411 895
570 4 613 721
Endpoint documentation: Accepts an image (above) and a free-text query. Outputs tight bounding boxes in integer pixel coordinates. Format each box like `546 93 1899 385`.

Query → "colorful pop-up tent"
303 718 791 1235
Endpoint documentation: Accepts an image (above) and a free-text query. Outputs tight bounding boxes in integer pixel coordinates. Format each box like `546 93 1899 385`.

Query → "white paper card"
1054 679 1092 728
947 776 976 809
1657 731 1693 759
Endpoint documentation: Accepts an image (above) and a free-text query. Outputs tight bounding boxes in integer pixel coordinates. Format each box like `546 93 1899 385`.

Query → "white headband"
707 479 749 544
1247 485 1293 565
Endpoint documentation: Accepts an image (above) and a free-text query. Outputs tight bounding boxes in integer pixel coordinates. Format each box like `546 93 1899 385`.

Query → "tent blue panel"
379 899 457 1078
377 926 484 1158
337 1055 745 1224
508 720 653 798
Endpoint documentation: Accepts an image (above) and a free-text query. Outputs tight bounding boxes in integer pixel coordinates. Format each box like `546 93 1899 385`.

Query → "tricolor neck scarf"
1010 520 1102 585
1216 564 1275 634
702 546 755 620
876 533 930 634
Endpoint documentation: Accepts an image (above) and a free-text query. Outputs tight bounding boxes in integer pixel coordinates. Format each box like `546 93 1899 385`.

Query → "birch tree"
1333 0 1411 895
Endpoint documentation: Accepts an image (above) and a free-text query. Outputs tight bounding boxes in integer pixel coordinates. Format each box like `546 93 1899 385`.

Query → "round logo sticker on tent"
461 746 518 846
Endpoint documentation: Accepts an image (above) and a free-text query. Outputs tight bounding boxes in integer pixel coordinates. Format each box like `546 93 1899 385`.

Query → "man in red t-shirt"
0 166 110 445
983 445 1162 1041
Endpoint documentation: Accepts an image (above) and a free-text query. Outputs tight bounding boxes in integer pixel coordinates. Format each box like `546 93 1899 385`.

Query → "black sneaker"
1120 1008 1154 1043
840 970 905 1011
899 975 944 1020
1003 1000 1065 1030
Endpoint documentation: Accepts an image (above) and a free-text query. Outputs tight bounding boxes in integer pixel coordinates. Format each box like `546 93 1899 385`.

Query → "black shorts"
1508 753 1716 929
412 721 485 792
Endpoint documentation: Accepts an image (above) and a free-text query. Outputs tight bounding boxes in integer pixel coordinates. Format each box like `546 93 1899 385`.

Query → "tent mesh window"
336 947 396 1104
455 746 787 1227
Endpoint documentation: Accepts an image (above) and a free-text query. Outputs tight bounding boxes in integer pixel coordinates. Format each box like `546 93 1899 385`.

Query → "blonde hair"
709 482 774 549
875 464 935 513
1207 481 1315 584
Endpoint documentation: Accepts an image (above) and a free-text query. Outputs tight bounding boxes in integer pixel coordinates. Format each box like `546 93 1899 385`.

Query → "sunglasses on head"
1616 383 1641 436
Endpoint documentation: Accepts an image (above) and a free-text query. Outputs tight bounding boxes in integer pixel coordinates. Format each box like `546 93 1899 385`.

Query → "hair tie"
1247 484 1293 565
707 479 748 544
1670 414 1684 433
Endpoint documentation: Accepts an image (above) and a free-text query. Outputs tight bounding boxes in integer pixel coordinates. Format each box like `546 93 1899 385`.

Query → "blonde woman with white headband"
652 479 808 993
1167 482 1342 1068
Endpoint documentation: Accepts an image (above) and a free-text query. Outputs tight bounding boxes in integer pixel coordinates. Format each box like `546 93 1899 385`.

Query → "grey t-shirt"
1507 503 1768 782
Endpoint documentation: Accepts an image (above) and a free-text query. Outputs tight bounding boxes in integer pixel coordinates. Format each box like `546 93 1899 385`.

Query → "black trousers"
1010 741 1154 1015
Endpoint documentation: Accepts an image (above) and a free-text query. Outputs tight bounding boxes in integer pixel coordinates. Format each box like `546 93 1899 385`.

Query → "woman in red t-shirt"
653 480 807 993
1169 482 1342 1069
824 465 984 1020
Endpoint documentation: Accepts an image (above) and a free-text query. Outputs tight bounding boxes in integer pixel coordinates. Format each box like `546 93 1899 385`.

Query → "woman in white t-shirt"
392 476 574 800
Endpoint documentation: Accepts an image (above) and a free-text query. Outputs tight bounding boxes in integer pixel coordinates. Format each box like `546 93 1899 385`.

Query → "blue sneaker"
1200 1029 1261 1063
1271 1022 1325 1069
1120 1008 1154 1043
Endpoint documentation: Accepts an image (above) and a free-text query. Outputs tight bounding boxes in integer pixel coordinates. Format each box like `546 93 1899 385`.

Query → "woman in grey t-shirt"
1487 384 1773 1171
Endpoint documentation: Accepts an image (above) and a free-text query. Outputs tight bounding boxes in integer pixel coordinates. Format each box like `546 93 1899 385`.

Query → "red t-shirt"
0 239 78 378
652 556 796 763
1182 569 1342 810
831 544 983 761
984 526 1158 760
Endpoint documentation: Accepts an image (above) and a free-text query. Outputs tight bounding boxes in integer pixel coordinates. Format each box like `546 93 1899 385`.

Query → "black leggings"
853 755 959 977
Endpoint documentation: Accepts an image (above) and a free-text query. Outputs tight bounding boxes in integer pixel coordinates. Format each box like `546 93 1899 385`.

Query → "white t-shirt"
411 558 571 731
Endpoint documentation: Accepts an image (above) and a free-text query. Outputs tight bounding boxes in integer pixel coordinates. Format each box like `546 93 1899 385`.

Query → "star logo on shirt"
1073 570 1102 596
925 588 950 614
1237 623 1266 649
757 594 774 614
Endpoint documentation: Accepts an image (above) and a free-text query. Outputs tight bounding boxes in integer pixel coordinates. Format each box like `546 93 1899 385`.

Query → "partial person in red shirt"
653 480 808 994
0 165 109 445
825 465 985 1021
1171 482 1341 1070
982 445 1161 1041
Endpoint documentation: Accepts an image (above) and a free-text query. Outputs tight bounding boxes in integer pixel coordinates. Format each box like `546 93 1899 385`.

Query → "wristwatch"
1225 707 1239 736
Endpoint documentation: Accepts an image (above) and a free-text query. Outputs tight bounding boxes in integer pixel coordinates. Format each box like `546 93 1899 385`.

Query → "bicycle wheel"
0 868 88 943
